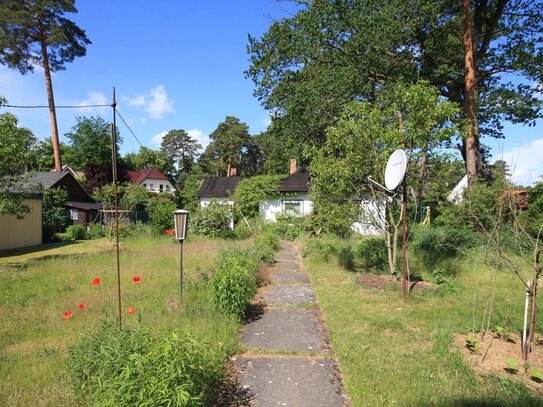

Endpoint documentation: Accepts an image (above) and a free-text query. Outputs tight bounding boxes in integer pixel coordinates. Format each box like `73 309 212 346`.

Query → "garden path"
234 241 350 406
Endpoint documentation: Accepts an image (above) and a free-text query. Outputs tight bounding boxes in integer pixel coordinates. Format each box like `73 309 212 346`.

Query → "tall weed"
209 248 259 320
67 322 223 406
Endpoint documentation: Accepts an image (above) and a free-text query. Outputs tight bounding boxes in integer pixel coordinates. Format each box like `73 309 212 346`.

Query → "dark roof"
279 172 309 193
197 176 243 198
28 171 95 203
127 168 169 184
65 201 102 211
30 171 69 188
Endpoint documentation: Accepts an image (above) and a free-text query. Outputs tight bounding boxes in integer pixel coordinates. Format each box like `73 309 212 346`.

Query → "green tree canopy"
0 111 37 217
123 146 175 179
247 0 543 172
160 129 202 174
0 0 91 171
64 116 117 169
200 116 260 176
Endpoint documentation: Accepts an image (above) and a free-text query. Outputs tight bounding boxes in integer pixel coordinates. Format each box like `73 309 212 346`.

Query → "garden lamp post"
173 209 189 298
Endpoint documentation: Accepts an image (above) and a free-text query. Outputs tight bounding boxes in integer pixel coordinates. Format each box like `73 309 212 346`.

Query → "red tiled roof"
126 168 169 184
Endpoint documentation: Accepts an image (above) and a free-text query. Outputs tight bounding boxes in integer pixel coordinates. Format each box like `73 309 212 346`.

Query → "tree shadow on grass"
0 241 86 272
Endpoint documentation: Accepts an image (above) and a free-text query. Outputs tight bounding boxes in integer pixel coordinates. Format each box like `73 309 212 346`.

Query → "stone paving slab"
274 261 302 272
269 270 310 285
235 356 348 407
257 285 316 306
277 252 299 261
241 308 329 353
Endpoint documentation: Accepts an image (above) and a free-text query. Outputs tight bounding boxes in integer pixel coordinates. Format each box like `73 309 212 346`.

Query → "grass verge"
302 238 543 406
0 233 241 406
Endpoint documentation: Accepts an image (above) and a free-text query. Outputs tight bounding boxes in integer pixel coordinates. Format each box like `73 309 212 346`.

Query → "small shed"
0 197 43 251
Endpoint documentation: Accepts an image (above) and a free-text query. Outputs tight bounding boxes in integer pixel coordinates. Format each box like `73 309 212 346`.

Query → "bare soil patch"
454 332 543 394
358 273 435 292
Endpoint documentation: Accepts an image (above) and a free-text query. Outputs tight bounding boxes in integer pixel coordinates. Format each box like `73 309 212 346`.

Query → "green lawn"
0 233 242 406
302 239 543 406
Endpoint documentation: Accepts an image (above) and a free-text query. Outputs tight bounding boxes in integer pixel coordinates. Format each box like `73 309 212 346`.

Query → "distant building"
30 171 101 225
126 168 175 194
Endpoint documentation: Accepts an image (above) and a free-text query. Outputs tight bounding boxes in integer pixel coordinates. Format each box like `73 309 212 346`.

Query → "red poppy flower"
164 229 175 235
132 276 141 284
64 311 73 320
91 278 102 286
127 307 136 315
78 303 87 310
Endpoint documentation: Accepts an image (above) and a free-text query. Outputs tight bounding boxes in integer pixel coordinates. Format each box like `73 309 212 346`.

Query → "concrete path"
234 241 349 406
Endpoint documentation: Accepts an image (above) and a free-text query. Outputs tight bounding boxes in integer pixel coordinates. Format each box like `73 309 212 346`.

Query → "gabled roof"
197 176 243 198
126 168 170 184
28 171 95 203
279 172 310 193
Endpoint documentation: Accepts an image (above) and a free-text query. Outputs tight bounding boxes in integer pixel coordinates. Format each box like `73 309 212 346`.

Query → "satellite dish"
384 149 407 191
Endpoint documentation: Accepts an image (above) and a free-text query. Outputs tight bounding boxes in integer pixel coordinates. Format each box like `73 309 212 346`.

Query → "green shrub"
337 246 355 271
146 195 176 235
191 200 233 238
356 238 388 273
233 175 283 218
274 214 308 241
66 224 88 240
255 228 281 265
302 238 340 262
87 223 105 239
209 248 258 320
233 220 254 239
412 224 477 264
67 322 223 406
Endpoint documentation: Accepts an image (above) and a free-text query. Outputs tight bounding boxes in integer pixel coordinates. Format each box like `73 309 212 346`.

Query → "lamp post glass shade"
174 209 189 241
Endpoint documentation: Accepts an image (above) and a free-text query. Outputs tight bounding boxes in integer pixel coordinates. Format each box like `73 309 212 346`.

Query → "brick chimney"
289 159 297 175
229 167 237 177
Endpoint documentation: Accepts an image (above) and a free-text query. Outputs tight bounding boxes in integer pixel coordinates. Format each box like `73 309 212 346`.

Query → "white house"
197 176 243 229
259 160 385 235
126 168 175 194
260 171 313 221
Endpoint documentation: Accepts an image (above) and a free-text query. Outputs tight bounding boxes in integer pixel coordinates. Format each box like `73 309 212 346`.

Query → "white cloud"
187 129 210 151
75 91 109 114
123 85 174 119
151 130 168 146
498 138 543 186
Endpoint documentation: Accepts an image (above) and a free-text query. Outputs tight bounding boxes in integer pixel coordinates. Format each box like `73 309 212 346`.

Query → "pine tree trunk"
462 0 481 186
38 20 62 171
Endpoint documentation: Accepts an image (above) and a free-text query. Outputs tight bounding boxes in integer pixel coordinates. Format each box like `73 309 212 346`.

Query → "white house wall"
260 193 385 236
141 177 175 194
260 193 313 222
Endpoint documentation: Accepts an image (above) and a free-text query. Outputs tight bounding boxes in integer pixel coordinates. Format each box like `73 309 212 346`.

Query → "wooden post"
112 87 122 329
402 180 408 297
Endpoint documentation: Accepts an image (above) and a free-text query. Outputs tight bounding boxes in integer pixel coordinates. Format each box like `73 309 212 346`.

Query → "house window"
282 200 303 217
69 209 78 221
143 183 147 188
149 183 154 190
159 184 163 192
165 185 171 191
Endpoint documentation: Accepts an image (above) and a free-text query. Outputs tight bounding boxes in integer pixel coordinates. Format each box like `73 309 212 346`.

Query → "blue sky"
0 1 541 185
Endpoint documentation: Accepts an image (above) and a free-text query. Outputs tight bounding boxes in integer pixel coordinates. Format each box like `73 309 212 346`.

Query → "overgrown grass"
0 233 241 406
302 235 543 406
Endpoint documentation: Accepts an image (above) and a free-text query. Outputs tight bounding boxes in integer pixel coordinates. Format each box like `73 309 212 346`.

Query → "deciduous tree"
247 0 543 181
0 110 37 217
